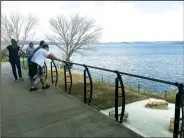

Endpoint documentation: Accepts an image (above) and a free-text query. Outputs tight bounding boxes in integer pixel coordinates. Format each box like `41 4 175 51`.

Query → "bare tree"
46 14 102 61
1 12 38 50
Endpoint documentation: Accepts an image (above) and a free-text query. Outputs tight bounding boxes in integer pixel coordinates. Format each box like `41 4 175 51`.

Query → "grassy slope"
47 70 176 110
0 57 9 62
0 57 26 63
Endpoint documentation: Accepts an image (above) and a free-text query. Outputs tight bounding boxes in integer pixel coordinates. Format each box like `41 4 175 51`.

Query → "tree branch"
47 13 102 61
1 12 38 50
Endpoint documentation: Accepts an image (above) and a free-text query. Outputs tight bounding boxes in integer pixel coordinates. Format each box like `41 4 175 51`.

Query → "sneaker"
19 78 24 81
15 79 18 82
34 79 40 84
42 84 50 89
30 87 38 91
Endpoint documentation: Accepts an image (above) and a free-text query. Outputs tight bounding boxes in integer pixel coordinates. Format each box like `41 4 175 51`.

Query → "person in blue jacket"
25 42 35 63
25 42 36 83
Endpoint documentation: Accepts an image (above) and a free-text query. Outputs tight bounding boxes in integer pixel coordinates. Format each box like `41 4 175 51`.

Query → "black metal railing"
63 61 73 94
173 83 184 138
115 71 125 123
21 56 184 137
50 59 58 86
43 62 47 81
53 60 184 136
83 65 93 105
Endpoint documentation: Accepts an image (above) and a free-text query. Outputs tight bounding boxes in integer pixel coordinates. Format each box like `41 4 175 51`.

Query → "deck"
1 62 142 137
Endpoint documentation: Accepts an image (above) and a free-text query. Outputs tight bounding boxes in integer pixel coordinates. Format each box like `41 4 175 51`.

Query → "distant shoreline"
98 41 184 45
2 41 183 46
35 41 184 45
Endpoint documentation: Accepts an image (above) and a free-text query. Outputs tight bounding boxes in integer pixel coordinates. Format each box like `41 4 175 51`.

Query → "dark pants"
9 59 22 80
27 59 32 75
29 62 44 79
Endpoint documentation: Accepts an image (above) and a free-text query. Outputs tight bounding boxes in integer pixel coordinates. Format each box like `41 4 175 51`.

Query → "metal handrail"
21 56 183 137
57 60 180 87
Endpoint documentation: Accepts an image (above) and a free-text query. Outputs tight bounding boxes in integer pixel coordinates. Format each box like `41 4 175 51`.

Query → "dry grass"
0 56 26 62
0 57 9 62
46 70 177 110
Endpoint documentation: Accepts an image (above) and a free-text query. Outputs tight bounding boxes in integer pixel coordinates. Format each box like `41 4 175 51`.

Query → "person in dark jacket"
28 40 45 62
6 39 24 81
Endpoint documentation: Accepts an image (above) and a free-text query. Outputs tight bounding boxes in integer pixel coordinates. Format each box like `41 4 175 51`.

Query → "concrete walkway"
1 62 142 137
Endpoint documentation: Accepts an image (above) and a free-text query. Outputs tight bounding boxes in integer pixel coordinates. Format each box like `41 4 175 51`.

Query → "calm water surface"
33 43 184 92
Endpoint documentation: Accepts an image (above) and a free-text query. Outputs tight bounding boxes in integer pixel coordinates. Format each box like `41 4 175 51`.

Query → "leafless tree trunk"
1 13 38 50
46 14 102 61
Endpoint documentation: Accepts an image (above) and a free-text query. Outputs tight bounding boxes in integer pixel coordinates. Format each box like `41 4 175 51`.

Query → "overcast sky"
1 1 184 42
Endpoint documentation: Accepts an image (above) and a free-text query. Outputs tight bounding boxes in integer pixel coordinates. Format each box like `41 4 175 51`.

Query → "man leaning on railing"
26 40 45 84
29 43 62 91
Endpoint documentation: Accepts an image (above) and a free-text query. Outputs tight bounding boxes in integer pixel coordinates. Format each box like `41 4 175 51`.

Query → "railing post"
114 71 125 123
44 62 47 81
63 61 72 94
84 69 87 103
173 83 184 138
50 60 58 86
83 64 93 105
138 84 140 93
181 90 184 138
164 91 167 100
50 62 53 85
115 77 119 121
102 76 104 83
64 65 67 92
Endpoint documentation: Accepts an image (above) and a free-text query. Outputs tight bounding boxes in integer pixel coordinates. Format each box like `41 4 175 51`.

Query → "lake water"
32 43 184 92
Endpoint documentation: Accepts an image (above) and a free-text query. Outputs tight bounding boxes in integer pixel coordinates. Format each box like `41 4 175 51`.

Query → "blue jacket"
28 45 42 63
